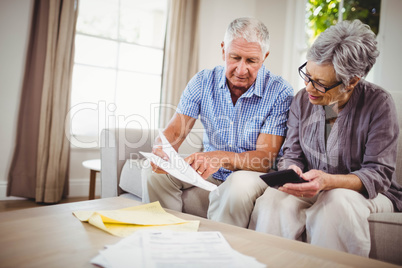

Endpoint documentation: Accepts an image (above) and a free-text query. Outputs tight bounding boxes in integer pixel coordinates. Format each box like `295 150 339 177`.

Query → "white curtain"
159 0 200 128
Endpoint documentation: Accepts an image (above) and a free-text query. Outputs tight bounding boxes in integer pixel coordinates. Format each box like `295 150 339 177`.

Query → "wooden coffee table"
0 197 398 267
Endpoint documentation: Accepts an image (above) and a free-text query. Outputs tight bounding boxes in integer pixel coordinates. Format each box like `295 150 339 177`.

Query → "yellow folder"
73 201 200 237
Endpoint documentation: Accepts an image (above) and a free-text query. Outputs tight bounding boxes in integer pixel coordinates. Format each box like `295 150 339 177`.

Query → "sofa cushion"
119 159 147 199
368 212 402 265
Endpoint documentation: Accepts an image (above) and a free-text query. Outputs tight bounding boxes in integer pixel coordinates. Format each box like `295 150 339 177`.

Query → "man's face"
222 38 268 91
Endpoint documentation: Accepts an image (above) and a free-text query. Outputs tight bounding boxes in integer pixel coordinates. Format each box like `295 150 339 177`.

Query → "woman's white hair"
223 17 270 55
307 19 379 87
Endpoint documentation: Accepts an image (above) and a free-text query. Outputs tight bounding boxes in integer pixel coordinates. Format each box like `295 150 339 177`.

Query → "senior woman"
248 19 402 256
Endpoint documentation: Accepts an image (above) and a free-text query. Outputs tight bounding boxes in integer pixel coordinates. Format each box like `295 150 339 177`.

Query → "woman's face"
304 61 351 108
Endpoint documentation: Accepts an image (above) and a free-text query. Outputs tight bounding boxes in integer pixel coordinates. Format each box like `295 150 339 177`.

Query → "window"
69 0 168 147
306 0 381 45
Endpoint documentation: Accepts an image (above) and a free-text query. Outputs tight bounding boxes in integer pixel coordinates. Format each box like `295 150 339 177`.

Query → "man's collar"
252 65 265 97
219 65 266 98
218 69 226 89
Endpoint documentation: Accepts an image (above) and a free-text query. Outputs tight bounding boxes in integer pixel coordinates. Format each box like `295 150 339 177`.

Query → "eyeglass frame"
298 62 343 93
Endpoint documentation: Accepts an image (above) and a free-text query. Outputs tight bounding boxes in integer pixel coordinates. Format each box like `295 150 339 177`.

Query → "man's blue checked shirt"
177 65 293 181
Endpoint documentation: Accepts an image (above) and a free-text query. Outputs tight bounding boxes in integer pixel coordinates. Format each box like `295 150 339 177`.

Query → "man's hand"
150 113 197 174
150 145 169 174
185 152 222 179
278 165 327 198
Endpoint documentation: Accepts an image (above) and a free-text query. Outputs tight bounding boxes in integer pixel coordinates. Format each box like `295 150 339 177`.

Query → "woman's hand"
279 165 329 198
185 152 222 179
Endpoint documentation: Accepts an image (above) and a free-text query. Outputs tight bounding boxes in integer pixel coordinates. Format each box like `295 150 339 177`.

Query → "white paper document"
140 130 218 192
91 230 266 268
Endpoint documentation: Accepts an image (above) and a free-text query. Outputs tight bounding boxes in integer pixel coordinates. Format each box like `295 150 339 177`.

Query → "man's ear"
263 51 270 62
221 42 225 61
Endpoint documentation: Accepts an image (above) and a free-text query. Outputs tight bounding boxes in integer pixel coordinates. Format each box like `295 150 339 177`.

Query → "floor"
0 196 98 213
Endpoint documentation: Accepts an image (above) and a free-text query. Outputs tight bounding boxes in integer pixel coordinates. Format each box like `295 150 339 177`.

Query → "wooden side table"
82 159 101 200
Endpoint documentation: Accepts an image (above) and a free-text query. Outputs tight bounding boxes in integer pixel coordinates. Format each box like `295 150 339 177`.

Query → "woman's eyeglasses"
298 62 343 93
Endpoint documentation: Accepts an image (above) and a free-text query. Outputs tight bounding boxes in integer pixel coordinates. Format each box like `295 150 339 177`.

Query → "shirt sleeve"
260 82 293 137
351 93 399 199
176 72 203 119
277 91 307 171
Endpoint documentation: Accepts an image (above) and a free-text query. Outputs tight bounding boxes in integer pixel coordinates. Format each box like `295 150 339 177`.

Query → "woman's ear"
346 76 361 91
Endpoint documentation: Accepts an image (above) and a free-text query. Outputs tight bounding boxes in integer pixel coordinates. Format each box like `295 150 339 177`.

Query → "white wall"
375 0 402 131
255 0 288 76
374 0 402 92
1 0 401 199
0 0 33 199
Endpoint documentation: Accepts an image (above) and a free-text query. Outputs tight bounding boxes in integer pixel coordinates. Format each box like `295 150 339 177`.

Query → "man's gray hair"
223 17 270 55
307 19 379 87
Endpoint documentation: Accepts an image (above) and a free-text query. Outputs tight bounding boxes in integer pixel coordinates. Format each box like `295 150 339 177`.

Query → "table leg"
89 170 96 200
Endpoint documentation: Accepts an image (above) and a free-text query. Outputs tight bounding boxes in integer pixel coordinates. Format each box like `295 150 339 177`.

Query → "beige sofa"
101 122 402 265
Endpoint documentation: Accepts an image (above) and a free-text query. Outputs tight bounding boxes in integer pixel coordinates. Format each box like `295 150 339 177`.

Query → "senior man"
147 17 293 227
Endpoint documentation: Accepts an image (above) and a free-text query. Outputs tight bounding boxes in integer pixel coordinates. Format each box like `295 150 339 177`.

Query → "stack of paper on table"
91 230 266 268
73 201 200 237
